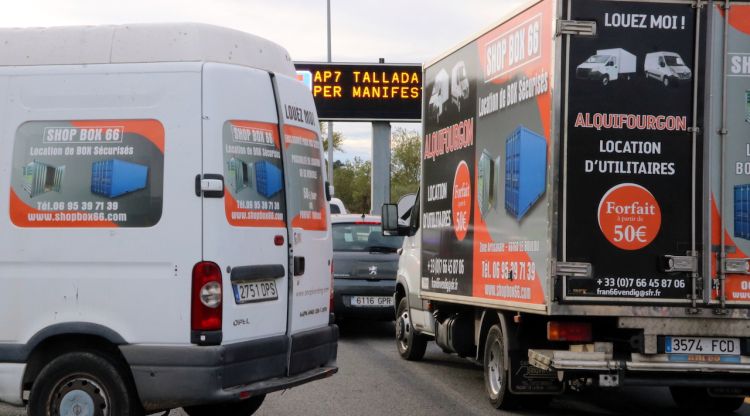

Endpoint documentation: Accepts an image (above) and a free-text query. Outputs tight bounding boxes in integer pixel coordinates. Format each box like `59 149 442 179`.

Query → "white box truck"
576 48 637 85
0 24 337 415
384 0 750 411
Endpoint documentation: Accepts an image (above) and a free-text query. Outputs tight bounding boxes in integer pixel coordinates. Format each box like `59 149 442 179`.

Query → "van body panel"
0 63 202 346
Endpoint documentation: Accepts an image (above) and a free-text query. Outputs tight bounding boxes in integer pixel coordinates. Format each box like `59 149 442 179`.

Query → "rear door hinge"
556 19 597 37
660 254 699 273
555 261 592 278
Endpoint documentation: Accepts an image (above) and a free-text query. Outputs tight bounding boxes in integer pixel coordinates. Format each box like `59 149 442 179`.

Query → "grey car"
332 214 404 320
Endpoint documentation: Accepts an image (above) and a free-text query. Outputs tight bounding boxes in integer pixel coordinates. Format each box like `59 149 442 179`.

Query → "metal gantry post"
371 121 391 214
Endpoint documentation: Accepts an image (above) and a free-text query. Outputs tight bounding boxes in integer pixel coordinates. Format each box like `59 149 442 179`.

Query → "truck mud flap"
508 350 563 394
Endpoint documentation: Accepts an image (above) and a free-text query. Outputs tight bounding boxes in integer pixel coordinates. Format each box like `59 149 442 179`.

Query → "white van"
644 51 692 87
0 24 337 415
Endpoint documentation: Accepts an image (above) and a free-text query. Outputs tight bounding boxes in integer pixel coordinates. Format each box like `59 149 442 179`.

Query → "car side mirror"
325 181 332 202
382 203 408 236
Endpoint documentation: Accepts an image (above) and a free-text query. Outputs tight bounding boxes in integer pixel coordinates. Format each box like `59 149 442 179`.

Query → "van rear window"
222 120 286 227
9 120 164 228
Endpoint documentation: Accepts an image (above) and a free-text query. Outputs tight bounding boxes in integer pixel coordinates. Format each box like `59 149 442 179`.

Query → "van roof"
0 23 295 77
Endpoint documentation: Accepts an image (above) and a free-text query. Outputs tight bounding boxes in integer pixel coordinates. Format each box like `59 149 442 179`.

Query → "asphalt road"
2 320 749 416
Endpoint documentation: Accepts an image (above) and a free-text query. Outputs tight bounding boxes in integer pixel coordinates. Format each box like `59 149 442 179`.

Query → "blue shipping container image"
91 159 149 198
505 126 547 220
735 184 750 240
255 160 283 198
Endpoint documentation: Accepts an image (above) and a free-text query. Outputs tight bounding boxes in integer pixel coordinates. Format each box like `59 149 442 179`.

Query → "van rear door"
273 74 333 335
201 63 290 344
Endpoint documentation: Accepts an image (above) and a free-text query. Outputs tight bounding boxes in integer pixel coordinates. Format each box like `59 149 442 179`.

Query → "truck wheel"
670 387 744 412
663 77 670 87
28 351 143 416
395 297 427 361
483 325 520 409
601 75 609 86
183 395 265 416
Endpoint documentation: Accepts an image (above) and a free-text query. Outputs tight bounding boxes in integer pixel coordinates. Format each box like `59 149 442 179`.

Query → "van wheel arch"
22 332 138 405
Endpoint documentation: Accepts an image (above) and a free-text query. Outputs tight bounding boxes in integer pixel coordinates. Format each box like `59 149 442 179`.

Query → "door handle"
195 174 224 198
293 256 305 276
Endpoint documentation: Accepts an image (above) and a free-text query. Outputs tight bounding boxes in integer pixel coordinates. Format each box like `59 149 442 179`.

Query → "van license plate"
232 280 278 304
351 296 393 307
665 336 740 355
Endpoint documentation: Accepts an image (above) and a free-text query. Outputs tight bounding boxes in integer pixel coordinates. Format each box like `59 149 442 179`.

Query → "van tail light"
547 321 592 342
192 261 222 332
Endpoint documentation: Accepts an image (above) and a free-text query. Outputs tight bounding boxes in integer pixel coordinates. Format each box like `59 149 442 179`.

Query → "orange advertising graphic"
597 183 661 250
285 125 328 231
452 162 471 241
10 119 164 228
223 120 286 228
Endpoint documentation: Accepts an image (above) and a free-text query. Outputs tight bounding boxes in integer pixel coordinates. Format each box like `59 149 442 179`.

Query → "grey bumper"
121 324 338 411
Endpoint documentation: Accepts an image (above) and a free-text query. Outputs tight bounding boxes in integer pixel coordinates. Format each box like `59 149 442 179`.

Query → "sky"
1 0 526 161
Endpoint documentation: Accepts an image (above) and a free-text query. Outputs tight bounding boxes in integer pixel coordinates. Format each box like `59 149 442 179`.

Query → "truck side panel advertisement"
562 0 700 302
421 0 554 308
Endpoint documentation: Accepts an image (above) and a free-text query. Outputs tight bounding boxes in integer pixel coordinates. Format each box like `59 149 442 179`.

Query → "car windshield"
586 55 609 64
333 223 404 252
664 55 685 66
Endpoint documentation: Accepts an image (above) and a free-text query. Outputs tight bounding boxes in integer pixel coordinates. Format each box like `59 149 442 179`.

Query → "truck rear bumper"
121 324 338 412
530 349 750 387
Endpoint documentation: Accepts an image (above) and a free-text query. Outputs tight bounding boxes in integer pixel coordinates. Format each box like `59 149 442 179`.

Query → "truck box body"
0 23 336 411
411 0 750 395
90 159 149 198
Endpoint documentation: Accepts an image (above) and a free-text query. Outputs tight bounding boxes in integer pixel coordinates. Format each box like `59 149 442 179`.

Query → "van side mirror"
382 203 408 236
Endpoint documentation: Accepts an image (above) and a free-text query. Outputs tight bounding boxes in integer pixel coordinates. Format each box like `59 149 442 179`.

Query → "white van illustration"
576 48 636 86
644 51 692 87
429 68 450 123
451 61 470 112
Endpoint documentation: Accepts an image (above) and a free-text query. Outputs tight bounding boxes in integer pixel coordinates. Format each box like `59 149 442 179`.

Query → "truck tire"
396 297 427 361
601 75 609 86
670 387 744 412
663 76 670 87
483 324 520 409
28 351 143 416
183 395 265 416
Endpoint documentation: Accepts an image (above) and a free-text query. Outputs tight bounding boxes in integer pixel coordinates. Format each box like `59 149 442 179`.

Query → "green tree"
319 123 344 152
390 127 421 202
333 157 371 214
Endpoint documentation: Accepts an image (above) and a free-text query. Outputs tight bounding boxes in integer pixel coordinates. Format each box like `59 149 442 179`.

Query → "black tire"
601 75 609 86
395 297 427 361
483 324 521 409
28 351 143 416
663 76 670 88
670 387 744 413
184 395 265 416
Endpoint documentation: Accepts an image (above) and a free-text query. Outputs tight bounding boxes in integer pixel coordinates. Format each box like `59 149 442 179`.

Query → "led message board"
294 62 422 121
